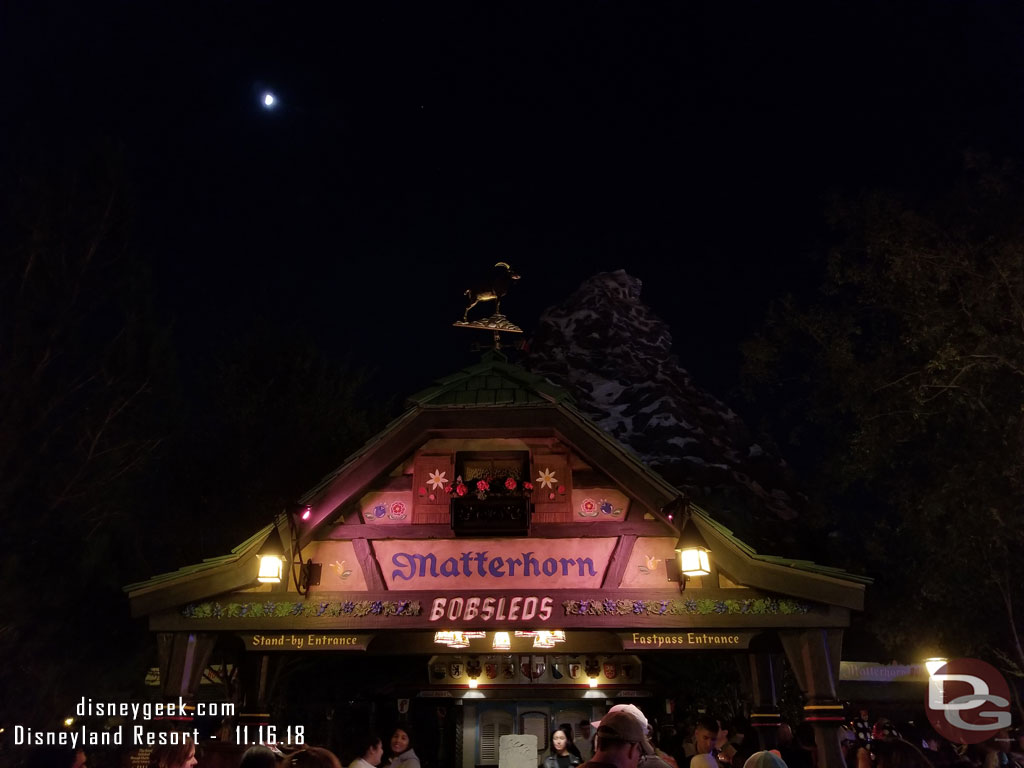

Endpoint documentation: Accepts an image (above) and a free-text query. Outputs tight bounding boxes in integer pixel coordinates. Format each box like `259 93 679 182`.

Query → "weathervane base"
452 314 523 333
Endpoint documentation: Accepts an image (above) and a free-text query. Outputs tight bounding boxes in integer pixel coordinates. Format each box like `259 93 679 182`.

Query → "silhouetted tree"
742 156 1024 711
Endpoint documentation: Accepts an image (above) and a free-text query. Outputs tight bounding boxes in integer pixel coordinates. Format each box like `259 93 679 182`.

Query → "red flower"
445 484 455 494
523 481 534 491
548 492 556 501
557 484 566 495
476 479 490 492
504 477 517 491
418 486 427 496
456 483 468 497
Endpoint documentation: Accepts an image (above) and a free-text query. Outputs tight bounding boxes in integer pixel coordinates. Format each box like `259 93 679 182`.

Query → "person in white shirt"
348 735 383 768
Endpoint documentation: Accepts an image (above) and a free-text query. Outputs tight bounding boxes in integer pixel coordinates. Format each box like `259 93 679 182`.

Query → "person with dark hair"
691 719 721 768
582 711 650 768
282 747 342 768
241 745 279 768
559 724 583 760
385 727 420 768
348 735 383 768
544 728 583 768
150 739 198 768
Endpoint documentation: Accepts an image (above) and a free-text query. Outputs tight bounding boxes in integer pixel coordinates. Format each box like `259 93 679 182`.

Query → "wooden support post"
748 653 783 750
157 631 217 699
779 629 845 768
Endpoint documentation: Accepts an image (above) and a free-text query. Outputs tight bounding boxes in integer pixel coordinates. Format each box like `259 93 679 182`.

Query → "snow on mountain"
523 270 805 545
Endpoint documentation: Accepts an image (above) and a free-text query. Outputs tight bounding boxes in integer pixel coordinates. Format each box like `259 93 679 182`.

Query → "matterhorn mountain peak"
524 270 804 547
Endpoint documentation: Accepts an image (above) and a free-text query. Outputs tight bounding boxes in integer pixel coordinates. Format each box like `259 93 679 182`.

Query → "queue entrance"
128 356 870 768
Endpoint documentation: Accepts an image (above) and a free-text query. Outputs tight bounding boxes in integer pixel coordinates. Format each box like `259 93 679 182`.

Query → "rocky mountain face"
523 270 806 551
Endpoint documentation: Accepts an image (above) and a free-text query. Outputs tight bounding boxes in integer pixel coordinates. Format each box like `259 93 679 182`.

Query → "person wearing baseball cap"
588 705 675 768
583 711 652 768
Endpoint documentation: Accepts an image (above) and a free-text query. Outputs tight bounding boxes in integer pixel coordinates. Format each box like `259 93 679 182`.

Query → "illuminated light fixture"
588 677 599 688
434 631 455 645
257 530 286 584
667 512 711 591
64 718 75 728
676 517 711 577
925 657 948 676
515 631 537 637
533 632 556 649
549 630 566 643
301 505 312 521
448 631 470 649
462 631 486 639
263 92 276 108
492 632 511 651
468 678 479 689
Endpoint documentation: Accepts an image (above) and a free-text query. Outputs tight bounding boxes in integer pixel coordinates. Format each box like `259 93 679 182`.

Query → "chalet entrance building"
127 354 869 768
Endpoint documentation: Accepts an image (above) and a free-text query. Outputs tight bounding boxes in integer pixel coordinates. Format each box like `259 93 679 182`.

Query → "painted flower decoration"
504 477 517 491
418 486 427 497
427 469 448 491
557 484 566 495
455 483 468 496
600 500 614 515
476 479 490 492
523 481 533 491
536 468 558 488
581 498 597 514
389 501 407 519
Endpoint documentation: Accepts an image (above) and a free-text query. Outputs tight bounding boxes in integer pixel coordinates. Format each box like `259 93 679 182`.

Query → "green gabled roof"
124 523 275 594
407 352 575 408
692 506 873 586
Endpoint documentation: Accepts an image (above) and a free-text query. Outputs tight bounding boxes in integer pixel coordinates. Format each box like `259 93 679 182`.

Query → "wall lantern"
492 632 511 651
676 516 711 577
468 677 479 689
924 657 948 676
434 631 456 645
588 677 599 688
257 531 286 584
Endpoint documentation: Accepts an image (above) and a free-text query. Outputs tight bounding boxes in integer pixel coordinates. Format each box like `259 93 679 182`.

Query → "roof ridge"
123 523 274 593
406 356 575 408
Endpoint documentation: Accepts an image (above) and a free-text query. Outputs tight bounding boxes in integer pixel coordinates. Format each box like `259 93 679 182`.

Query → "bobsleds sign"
374 538 615 590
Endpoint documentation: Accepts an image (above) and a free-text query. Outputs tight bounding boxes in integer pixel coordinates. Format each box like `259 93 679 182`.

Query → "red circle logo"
924 658 1011 744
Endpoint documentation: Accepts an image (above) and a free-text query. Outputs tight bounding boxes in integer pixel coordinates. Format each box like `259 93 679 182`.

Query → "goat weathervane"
453 261 522 348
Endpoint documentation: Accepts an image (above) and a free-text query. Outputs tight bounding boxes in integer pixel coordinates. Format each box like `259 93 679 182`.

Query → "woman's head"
149 739 197 768
352 735 383 765
551 730 569 755
390 727 413 756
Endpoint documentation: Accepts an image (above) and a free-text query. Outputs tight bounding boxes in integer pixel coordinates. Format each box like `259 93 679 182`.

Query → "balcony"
450 495 532 536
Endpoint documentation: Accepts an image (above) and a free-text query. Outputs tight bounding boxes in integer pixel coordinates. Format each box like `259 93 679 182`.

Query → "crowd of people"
18 709 1024 768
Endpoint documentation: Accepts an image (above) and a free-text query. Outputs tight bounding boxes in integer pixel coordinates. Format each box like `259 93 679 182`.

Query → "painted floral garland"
562 597 811 616
182 599 421 620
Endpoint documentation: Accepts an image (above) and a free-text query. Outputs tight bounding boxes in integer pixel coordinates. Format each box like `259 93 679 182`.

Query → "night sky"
5 1 1024 397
